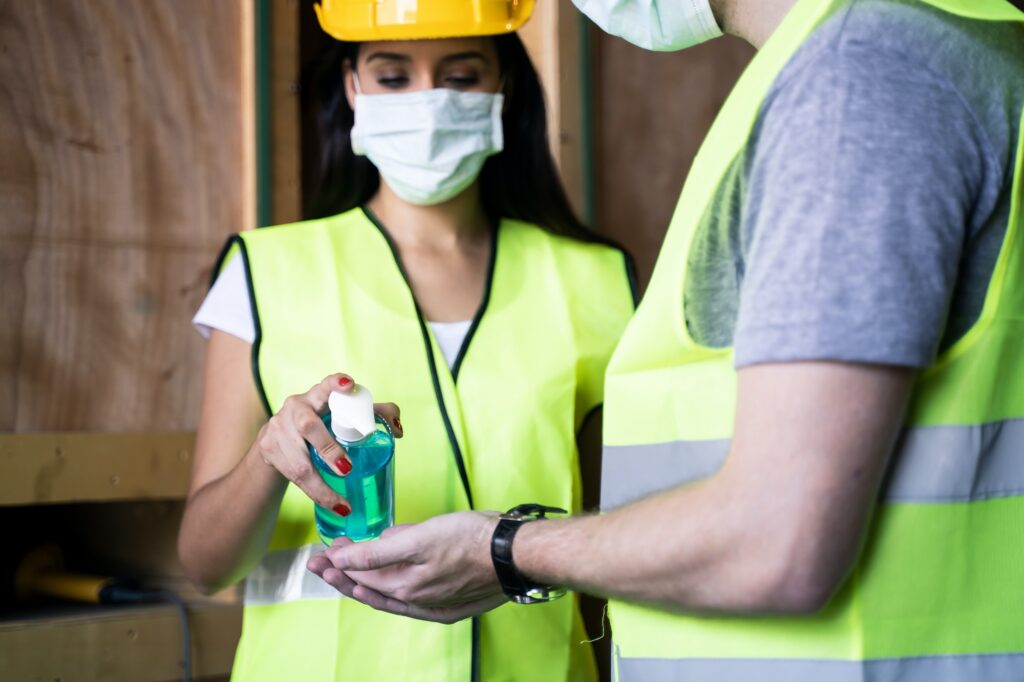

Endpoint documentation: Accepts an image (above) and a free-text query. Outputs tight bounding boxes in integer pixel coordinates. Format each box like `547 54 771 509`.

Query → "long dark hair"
303 33 595 242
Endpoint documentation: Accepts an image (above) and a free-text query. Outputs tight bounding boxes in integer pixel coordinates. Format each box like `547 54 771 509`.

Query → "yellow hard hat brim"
314 0 534 42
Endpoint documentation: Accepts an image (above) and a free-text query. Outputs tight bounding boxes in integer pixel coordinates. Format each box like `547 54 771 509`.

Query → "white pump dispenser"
328 384 376 443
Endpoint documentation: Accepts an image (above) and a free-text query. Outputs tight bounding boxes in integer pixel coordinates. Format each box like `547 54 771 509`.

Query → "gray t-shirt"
684 0 1024 368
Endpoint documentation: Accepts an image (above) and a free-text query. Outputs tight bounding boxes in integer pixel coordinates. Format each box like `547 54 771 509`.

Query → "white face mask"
572 0 722 51
350 83 504 206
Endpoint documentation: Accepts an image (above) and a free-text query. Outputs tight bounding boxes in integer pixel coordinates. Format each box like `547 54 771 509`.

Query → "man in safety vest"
311 0 1024 678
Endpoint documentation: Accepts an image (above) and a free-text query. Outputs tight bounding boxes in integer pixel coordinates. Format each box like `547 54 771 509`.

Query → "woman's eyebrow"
364 52 411 63
363 50 489 65
439 51 489 64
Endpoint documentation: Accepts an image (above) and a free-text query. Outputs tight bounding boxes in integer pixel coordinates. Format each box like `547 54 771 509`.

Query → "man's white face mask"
350 76 504 206
572 0 723 51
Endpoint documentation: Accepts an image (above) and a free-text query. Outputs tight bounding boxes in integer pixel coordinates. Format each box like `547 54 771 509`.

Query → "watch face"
517 586 567 604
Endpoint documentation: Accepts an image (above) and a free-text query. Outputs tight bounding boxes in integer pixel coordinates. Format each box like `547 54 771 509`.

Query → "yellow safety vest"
222 207 635 681
602 0 1024 679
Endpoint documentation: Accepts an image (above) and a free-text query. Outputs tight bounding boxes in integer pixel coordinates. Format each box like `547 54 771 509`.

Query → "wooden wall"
0 1 253 432
518 0 587 217
268 0 303 225
592 33 755 287
1 4 253 678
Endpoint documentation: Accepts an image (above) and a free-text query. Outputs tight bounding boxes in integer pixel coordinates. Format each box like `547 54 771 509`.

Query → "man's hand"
307 511 508 623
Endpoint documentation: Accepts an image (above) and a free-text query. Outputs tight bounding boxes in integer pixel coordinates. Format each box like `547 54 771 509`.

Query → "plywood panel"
518 0 585 216
592 34 754 288
271 0 303 225
0 1 253 431
2 244 217 431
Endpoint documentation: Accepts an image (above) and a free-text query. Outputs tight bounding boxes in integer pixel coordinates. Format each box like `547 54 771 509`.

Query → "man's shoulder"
778 0 1024 99
760 0 1023 174
813 0 1021 59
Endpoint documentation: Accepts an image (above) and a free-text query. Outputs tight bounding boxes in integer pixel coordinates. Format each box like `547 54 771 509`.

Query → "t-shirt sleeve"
192 253 257 344
734 42 994 368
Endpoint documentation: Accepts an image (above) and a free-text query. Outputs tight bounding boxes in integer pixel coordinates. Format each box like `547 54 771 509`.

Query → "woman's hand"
179 336 406 594
254 373 404 515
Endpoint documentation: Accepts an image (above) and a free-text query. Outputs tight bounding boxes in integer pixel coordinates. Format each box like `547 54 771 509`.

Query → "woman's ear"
343 59 357 110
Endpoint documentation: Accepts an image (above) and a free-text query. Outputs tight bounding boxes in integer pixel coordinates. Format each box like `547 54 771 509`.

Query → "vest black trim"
360 206 487 682
360 206 483 509
213 234 273 418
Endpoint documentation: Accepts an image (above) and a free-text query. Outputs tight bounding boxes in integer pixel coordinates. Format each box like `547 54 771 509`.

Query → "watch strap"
490 504 567 604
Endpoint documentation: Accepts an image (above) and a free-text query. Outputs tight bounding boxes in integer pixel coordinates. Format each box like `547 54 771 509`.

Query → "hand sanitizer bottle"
308 384 395 544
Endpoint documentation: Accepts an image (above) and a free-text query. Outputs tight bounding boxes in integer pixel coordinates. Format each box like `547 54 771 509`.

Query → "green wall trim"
579 14 596 227
255 0 273 227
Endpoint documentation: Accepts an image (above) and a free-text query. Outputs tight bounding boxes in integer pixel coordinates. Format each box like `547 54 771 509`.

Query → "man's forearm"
512 474 803 614
513 363 911 616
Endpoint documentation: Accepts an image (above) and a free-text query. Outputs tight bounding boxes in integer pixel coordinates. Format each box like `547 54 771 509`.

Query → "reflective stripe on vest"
616 652 1024 682
602 418 1024 510
242 544 340 606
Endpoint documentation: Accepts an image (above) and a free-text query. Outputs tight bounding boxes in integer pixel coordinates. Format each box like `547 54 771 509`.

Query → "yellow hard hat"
314 0 534 41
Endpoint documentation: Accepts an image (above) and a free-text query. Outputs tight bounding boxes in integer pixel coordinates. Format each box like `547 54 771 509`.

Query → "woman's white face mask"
571 0 722 52
350 74 504 206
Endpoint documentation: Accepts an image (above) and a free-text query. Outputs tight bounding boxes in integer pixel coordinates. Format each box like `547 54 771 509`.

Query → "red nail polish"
333 504 351 517
338 376 352 388
336 457 352 475
393 417 402 431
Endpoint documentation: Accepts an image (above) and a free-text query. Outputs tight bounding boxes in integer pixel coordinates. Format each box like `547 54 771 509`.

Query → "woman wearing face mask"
177 1 635 680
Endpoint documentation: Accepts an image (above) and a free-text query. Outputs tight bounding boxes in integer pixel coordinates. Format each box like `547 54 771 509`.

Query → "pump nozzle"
328 383 376 442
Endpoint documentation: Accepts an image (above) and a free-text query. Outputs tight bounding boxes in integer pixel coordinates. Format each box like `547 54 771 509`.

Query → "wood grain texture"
0 601 242 681
0 1 251 431
0 432 195 505
271 0 303 225
592 34 754 288
518 0 585 217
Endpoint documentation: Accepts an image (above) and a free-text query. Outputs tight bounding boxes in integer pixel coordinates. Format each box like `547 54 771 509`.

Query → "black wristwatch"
490 503 567 604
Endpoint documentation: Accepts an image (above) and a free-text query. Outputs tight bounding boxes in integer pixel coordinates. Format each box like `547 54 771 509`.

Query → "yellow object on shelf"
14 545 113 604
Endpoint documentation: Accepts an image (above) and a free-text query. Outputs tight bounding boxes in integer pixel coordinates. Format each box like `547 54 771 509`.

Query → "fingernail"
338 376 352 388
336 457 352 475
392 417 402 431
333 503 351 517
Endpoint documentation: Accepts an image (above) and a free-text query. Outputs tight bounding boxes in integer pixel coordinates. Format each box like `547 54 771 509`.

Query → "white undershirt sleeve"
192 255 257 344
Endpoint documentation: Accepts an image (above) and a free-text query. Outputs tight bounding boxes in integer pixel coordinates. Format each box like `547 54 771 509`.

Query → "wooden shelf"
0 432 196 506
0 600 241 681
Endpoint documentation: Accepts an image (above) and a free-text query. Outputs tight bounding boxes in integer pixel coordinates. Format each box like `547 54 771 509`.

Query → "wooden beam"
242 0 258 231
0 601 242 681
0 432 196 506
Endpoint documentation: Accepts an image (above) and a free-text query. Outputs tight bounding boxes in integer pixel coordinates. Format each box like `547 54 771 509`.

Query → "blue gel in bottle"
308 412 395 544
